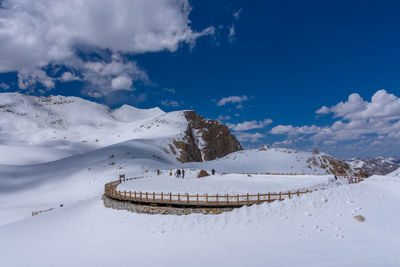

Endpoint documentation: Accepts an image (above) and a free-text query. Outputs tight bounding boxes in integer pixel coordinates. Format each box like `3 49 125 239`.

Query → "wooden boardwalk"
104 174 363 208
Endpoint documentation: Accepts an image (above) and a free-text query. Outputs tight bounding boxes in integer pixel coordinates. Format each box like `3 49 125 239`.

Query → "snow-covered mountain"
0 93 368 178
346 157 400 176
0 93 241 165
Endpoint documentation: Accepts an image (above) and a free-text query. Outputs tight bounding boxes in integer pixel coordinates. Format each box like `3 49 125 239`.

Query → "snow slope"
387 167 400 177
0 92 167 164
186 148 358 176
0 172 399 267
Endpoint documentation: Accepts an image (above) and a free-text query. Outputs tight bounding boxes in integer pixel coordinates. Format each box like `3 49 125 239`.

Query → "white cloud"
273 90 400 156
161 99 179 107
233 9 242 20
272 139 293 147
77 54 147 97
217 95 248 106
227 119 272 131
235 132 265 143
60 72 80 82
228 25 235 42
0 0 214 95
163 88 176 94
111 75 132 90
217 115 231 121
0 83 10 90
270 125 321 135
315 106 330 114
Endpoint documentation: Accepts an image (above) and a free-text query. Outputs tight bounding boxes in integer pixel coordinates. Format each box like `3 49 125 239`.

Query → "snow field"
117 172 336 195
0 174 399 267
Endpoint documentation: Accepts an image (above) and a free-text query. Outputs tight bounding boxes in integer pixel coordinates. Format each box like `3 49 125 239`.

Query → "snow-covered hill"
187 147 367 177
0 93 241 165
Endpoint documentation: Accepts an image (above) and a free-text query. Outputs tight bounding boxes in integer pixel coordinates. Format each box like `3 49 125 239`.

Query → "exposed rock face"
173 111 243 163
306 154 369 178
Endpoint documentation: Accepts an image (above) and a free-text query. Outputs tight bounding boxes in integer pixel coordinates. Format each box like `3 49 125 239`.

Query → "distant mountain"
0 93 241 164
346 157 400 176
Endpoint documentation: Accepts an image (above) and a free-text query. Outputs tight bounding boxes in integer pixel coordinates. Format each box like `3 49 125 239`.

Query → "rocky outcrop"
173 111 243 163
346 157 400 176
306 154 369 178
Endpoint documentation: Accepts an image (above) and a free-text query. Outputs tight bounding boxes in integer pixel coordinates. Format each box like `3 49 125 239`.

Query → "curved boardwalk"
104 174 363 209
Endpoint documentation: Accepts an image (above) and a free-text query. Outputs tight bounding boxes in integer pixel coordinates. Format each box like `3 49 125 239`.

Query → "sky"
0 0 400 158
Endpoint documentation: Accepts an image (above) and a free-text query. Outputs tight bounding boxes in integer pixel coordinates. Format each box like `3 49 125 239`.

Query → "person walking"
176 169 181 178
182 169 185 178
211 168 216 175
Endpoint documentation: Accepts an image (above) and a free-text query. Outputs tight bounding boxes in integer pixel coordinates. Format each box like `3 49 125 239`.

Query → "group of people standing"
170 168 185 178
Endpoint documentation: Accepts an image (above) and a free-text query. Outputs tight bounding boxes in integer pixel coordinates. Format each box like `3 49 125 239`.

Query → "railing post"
124 191 127 200
297 190 300 197
257 193 260 203
129 191 132 200
153 192 155 202
186 194 189 204
288 192 291 199
247 193 249 205
206 194 208 204
196 194 199 204
268 192 271 202
237 194 239 205
140 192 142 200
134 191 136 200
279 192 282 201
170 193 172 203
161 192 163 202
146 192 148 201
178 193 180 203
226 194 229 205
216 194 219 205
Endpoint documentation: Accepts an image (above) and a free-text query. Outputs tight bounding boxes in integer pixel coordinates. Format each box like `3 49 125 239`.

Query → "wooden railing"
104 174 363 207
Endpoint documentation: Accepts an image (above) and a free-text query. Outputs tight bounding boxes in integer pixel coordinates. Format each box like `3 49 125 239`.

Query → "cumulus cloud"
270 125 321 135
111 75 132 90
60 72 80 82
217 95 248 106
227 119 272 131
272 90 400 156
161 99 179 107
235 132 265 143
0 0 214 95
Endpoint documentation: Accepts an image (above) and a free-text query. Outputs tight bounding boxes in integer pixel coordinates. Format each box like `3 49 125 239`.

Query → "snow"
387 167 400 177
1 174 399 267
118 173 335 195
0 93 399 266
186 148 332 174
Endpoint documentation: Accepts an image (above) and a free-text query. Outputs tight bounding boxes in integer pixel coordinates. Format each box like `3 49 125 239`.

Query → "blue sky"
0 0 400 158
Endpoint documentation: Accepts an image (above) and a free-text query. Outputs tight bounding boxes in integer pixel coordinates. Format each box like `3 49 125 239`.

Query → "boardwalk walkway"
104 174 363 208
